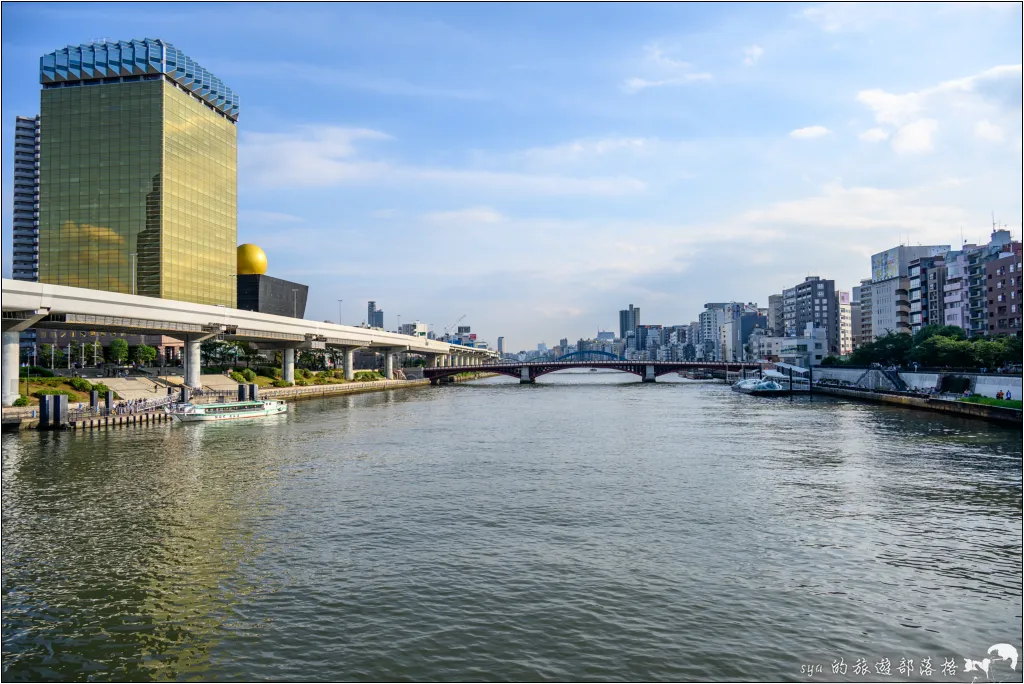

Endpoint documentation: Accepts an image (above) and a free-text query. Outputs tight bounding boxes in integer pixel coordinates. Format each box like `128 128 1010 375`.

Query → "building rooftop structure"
40 38 239 121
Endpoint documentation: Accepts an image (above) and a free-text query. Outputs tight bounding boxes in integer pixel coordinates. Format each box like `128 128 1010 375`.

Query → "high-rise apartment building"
766 294 784 335
12 116 41 283
497 336 505 355
38 39 239 306
908 255 947 334
857 279 873 345
838 291 853 356
618 304 640 340
367 301 384 328
782 277 839 355
986 243 1023 337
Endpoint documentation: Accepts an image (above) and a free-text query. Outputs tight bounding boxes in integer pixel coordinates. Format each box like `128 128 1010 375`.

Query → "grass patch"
958 395 1023 410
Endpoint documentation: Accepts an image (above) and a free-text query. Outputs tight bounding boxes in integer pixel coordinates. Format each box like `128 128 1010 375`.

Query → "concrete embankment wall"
812 367 1022 398
814 386 1022 426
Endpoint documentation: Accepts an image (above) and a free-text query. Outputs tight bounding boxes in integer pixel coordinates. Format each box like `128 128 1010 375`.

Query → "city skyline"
2 2 1022 350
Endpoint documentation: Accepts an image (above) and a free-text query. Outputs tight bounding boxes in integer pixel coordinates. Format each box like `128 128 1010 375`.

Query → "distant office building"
870 244 949 339
699 302 758 361
618 304 640 339
986 243 1023 337
367 301 384 328
559 338 569 349
537 343 547 352
399 321 428 337
966 230 1015 337
596 330 615 341
497 336 505 355
38 39 239 305
782 277 839 355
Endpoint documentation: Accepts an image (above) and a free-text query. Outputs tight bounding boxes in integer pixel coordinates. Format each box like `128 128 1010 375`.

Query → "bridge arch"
554 350 625 362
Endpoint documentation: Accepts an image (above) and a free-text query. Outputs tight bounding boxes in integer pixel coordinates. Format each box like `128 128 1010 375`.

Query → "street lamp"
292 289 298 318
397 314 402 334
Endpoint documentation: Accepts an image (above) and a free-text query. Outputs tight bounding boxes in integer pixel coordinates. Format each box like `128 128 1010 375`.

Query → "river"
2 371 1021 682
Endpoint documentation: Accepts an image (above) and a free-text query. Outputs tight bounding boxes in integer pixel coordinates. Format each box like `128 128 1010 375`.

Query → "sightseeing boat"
730 378 789 397
168 399 287 423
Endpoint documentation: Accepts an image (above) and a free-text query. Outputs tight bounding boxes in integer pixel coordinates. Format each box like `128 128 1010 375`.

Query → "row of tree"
824 325 1023 369
32 340 158 367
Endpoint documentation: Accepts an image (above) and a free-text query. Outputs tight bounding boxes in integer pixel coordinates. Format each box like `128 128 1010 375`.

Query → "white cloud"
857 64 1021 127
422 207 505 225
856 64 1020 154
743 45 764 66
241 125 647 196
859 128 890 142
622 73 712 93
974 119 1005 142
789 125 831 139
622 43 712 93
891 119 938 154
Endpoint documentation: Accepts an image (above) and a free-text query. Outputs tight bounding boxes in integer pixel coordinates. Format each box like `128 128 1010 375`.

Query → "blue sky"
2 2 1021 350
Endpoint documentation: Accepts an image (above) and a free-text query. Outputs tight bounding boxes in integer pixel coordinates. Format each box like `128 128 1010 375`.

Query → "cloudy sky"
2 2 1021 350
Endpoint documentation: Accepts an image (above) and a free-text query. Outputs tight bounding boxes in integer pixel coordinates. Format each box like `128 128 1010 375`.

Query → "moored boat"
169 399 287 422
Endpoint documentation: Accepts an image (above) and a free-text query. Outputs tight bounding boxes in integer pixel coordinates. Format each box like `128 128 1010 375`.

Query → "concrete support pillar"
520 367 534 384
283 348 295 384
343 348 355 381
428 354 439 368
643 365 656 383
185 337 201 389
384 351 395 380
2 331 20 407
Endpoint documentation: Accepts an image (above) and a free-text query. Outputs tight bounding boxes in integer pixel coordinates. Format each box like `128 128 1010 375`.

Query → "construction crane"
444 315 468 335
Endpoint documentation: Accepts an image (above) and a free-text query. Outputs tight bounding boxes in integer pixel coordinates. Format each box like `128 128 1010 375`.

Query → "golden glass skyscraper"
38 39 238 306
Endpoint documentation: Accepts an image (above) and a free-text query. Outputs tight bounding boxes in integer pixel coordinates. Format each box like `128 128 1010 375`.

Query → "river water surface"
2 372 1022 681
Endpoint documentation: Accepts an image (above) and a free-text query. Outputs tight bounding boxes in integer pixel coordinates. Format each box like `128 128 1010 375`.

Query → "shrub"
91 383 113 397
354 371 382 382
229 371 246 383
296 368 312 380
20 366 55 378
242 368 257 382
66 377 93 392
13 395 29 407
32 388 72 399
295 378 309 386
257 366 282 379
271 379 293 388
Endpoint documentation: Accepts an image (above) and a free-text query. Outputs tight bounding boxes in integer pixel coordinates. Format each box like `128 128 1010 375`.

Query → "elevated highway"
2 278 495 404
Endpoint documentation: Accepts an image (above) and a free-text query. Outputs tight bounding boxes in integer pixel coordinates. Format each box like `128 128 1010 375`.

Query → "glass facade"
39 66 237 306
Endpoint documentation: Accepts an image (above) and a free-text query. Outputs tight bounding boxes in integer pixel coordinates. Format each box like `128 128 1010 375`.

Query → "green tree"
107 338 129 364
849 331 913 366
132 344 158 366
39 343 66 369
911 324 967 347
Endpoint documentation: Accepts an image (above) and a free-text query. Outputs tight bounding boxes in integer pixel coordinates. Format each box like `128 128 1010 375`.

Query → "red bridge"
424 360 764 384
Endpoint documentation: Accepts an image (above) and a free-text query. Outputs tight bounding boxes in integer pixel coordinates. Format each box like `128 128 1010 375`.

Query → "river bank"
1 373 498 432
811 385 1022 425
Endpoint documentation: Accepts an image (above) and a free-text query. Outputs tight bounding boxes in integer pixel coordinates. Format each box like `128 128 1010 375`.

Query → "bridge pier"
384 350 395 380
343 348 355 381
520 367 534 384
2 331 19 407
185 337 202 389
642 364 656 383
283 348 296 384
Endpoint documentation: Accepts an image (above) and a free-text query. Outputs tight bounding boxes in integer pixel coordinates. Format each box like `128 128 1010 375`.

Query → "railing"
67 394 175 422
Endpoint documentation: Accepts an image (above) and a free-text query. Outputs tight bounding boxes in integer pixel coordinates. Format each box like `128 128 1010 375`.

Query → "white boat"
731 378 788 397
168 399 287 423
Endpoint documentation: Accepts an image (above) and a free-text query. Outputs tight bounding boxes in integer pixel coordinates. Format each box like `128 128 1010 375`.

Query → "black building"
237 275 308 318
